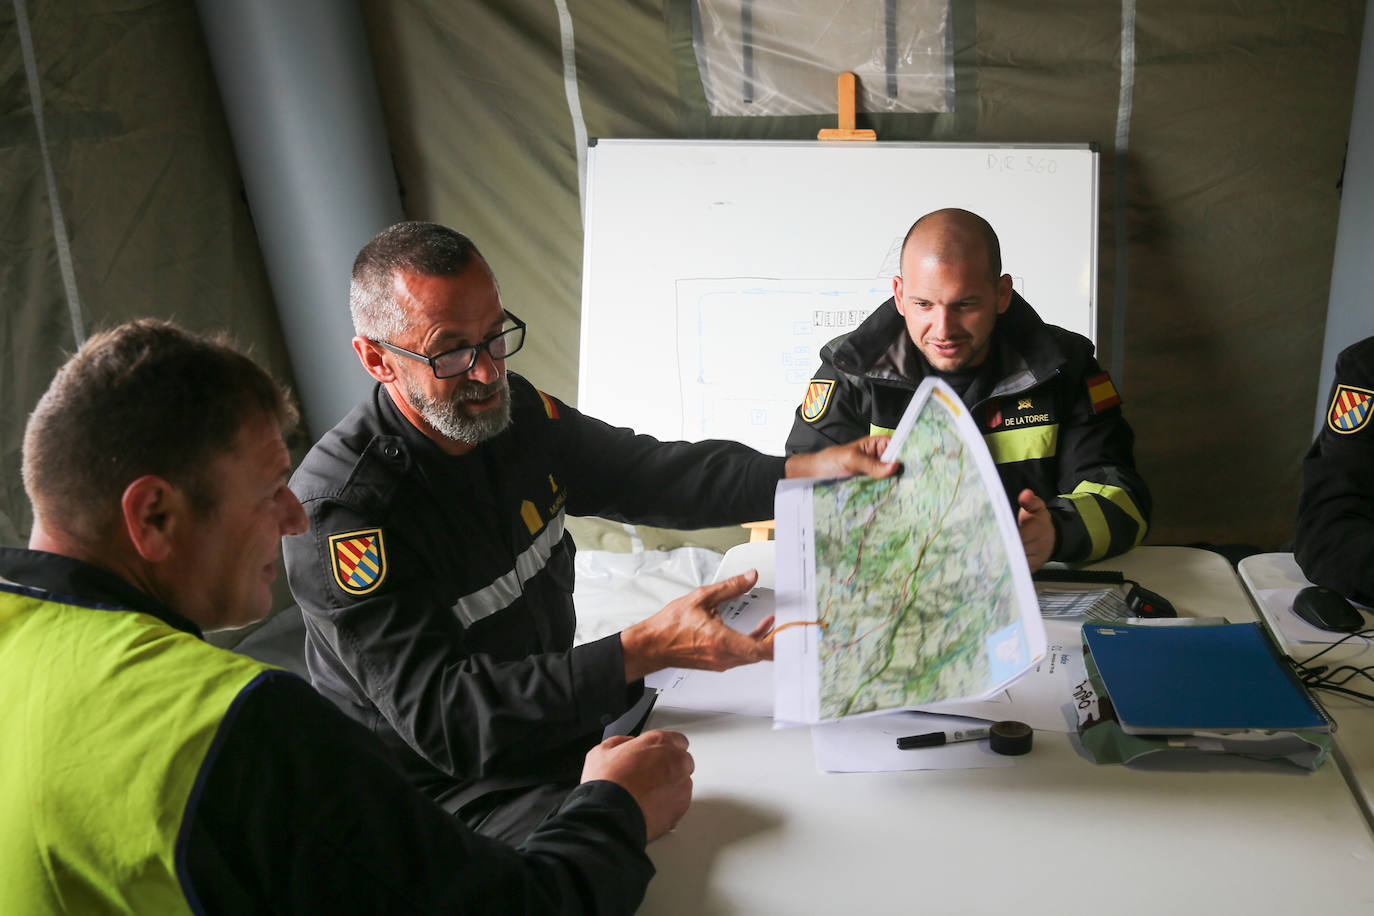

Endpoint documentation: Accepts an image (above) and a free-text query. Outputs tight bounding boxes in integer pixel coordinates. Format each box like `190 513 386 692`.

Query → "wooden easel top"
817 72 877 142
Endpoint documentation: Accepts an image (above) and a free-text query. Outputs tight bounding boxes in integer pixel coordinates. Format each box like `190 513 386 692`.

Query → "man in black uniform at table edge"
284 221 897 844
1296 335 1374 606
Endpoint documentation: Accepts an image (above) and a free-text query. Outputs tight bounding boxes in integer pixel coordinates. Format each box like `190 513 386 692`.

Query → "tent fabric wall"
3 0 1365 557
0 2 296 559
357 0 1364 549
1114 5 1358 548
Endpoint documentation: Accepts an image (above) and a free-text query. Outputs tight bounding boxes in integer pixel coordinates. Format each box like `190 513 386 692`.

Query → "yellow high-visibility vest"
0 584 268 914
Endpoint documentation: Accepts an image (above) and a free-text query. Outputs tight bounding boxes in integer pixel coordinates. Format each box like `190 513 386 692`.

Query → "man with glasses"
284 222 895 843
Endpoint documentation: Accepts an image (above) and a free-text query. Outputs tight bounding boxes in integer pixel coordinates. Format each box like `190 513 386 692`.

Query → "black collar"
0 546 203 638
376 382 444 457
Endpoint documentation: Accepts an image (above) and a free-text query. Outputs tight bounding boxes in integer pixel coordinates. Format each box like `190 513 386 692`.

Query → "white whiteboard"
578 140 1098 456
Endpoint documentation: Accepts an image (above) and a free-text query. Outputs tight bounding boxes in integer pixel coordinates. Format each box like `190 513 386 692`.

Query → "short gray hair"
350 222 485 340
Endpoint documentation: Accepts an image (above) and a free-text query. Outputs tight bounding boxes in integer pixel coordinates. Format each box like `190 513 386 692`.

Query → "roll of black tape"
988 720 1033 756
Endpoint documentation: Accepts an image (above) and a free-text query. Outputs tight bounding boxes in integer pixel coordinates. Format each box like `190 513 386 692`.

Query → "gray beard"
404 373 512 445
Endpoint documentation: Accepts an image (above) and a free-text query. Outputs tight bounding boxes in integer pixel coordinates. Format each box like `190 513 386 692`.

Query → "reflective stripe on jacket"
786 294 1150 563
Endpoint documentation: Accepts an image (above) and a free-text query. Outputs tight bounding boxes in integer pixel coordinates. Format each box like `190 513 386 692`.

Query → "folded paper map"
774 377 1046 723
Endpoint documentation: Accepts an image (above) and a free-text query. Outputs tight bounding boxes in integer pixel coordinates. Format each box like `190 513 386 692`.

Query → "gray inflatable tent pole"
197 0 403 438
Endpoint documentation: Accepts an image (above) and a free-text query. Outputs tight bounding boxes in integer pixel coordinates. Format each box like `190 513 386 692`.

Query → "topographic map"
775 378 1043 723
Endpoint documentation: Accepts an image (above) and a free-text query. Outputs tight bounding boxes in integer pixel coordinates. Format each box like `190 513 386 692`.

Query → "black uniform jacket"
1296 336 1374 605
0 547 654 915
285 376 785 810
785 294 1150 563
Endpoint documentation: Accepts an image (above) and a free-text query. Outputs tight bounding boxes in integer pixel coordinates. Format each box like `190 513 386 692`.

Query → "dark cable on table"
1288 628 1374 704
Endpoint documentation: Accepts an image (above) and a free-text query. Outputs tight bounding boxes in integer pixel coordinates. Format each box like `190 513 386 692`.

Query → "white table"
1239 552 1374 827
641 547 1374 915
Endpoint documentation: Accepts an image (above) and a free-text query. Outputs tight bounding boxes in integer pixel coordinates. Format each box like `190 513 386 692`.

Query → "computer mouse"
1292 586 1365 633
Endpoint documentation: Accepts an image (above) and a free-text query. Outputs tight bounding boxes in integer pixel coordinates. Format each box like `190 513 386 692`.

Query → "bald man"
787 208 1150 569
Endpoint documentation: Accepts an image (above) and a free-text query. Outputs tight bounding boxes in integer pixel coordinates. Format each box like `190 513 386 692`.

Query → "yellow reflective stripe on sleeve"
1071 481 1148 546
869 423 896 437
1062 492 1111 562
983 424 1059 464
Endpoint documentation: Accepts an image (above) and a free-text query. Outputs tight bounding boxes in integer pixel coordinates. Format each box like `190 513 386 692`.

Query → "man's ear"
996 273 1014 314
892 275 905 316
353 336 396 384
120 475 186 563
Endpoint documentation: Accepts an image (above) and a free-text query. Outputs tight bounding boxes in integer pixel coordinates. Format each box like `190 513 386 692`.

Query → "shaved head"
891 208 1013 372
899 208 1002 282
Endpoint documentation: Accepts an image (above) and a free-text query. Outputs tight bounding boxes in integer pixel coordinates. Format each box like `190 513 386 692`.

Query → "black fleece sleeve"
180 672 653 915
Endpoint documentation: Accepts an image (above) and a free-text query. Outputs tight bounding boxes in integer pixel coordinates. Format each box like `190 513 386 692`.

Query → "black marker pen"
896 719 1033 755
896 726 989 749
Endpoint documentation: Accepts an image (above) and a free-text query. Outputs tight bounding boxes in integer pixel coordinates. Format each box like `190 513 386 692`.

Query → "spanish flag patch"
1086 373 1122 413
801 379 835 423
330 528 387 596
1328 384 1373 435
537 389 559 419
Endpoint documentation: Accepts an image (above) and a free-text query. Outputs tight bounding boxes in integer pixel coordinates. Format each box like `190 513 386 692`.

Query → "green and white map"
775 378 1044 724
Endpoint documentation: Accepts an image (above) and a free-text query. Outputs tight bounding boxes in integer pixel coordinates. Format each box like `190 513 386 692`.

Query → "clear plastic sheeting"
692 0 951 116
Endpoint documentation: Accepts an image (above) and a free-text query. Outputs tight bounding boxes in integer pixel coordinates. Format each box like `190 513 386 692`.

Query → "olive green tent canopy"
3 0 1367 597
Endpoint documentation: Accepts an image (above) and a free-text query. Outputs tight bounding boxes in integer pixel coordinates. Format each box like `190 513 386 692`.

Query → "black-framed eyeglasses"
374 311 527 379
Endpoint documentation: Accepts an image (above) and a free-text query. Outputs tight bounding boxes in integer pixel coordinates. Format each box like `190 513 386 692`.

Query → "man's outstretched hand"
620 570 773 683
784 435 898 481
